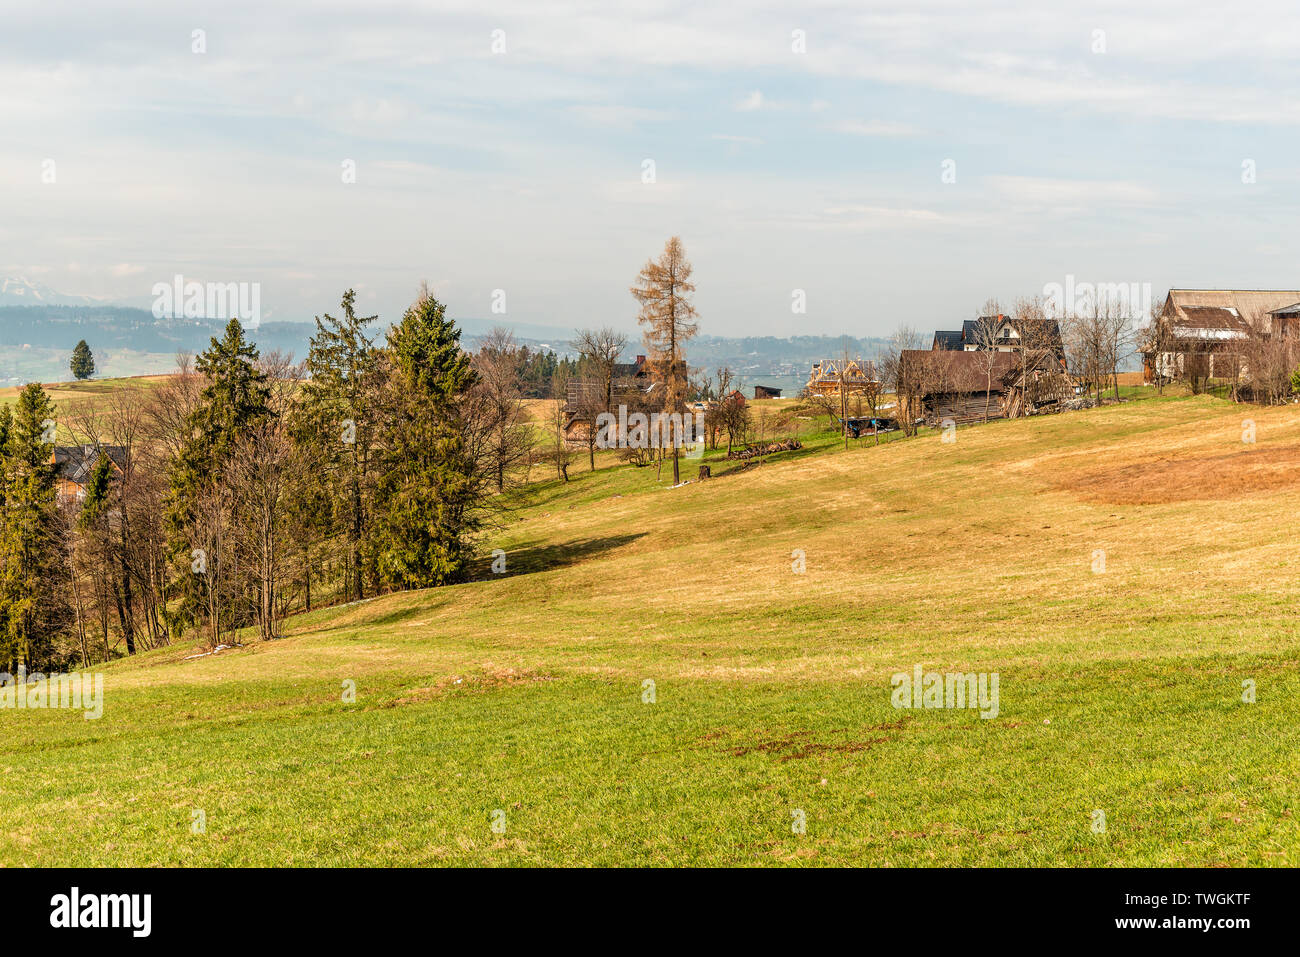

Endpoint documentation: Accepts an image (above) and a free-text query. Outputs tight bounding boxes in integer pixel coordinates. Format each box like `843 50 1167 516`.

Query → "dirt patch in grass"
712 719 909 762
392 668 555 705
1053 444 1300 504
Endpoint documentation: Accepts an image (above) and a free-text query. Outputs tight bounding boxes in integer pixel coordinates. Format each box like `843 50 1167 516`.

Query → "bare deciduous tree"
471 328 534 488
630 236 699 484
570 327 628 471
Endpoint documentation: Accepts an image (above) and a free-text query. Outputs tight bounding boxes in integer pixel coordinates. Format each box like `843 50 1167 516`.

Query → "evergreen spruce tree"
70 340 95 380
375 288 479 588
166 320 271 634
0 385 66 670
296 290 381 601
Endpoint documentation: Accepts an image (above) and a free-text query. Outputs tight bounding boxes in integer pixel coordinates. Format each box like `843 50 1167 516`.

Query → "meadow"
1 384 1297 866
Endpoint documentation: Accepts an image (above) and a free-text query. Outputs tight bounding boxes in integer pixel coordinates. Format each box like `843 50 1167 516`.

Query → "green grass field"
2 384 1297 866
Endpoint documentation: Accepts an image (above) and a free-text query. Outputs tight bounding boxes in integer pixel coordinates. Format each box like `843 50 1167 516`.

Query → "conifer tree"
70 340 95 380
630 236 699 484
0 385 67 670
375 287 479 588
296 290 381 601
166 319 271 636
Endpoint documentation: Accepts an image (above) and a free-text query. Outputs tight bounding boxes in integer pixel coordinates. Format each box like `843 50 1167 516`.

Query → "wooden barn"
753 385 782 399
1141 289 1300 383
899 350 1070 425
562 355 688 446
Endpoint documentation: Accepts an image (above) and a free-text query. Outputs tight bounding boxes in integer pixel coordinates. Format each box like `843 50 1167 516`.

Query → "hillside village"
10 269 1300 668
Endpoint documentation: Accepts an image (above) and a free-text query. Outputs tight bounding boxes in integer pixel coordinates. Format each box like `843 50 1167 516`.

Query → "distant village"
554 287 1300 452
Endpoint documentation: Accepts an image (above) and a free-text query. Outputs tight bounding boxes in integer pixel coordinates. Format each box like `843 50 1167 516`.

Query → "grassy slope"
2 389 1298 866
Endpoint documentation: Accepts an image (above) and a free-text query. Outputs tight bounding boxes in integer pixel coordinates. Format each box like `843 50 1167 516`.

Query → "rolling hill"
1 388 1297 865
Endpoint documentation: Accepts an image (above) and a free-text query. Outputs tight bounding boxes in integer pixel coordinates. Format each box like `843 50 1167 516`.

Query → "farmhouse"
932 314 1067 363
52 445 127 504
900 348 1069 425
562 355 687 445
1142 289 1300 383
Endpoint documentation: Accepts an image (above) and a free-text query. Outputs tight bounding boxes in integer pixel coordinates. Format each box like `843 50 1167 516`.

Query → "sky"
4 0 1300 337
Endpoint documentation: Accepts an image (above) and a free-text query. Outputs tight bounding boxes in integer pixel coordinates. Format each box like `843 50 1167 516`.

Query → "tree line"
3 237 710 672
1 287 531 672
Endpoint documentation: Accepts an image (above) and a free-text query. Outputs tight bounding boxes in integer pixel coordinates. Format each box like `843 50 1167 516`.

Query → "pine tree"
295 290 381 602
0 385 68 670
78 453 114 530
166 319 271 637
70 340 95 380
375 287 479 589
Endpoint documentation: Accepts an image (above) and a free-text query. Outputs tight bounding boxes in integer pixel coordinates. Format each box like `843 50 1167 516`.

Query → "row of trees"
3 287 522 671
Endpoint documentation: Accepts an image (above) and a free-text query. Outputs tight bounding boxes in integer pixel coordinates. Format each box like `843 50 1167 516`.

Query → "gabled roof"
932 316 1063 353
1173 305 1250 336
53 445 127 486
611 357 646 378
1166 289 1300 334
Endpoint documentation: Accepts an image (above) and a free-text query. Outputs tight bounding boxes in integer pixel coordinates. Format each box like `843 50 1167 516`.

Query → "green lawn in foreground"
1 388 1297 865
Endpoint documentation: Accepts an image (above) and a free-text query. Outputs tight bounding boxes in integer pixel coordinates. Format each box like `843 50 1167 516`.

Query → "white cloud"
829 119 920 137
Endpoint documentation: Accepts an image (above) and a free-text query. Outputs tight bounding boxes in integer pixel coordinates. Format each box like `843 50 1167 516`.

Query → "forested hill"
0 303 889 390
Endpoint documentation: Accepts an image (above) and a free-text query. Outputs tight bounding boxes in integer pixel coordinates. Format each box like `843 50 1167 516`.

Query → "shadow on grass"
498 464 624 511
472 532 646 578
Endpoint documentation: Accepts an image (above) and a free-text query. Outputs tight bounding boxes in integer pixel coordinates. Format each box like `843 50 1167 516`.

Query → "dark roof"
1175 306 1250 332
53 445 127 486
932 316 1063 353
611 357 646 378
1268 302 1300 317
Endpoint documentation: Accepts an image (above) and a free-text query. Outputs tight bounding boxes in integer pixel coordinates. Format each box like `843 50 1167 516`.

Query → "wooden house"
52 445 127 505
1141 289 1300 383
899 349 1069 425
805 358 879 397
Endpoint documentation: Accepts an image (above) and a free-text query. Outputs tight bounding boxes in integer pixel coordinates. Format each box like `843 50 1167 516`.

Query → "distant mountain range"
0 276 112 308
0 279 889 391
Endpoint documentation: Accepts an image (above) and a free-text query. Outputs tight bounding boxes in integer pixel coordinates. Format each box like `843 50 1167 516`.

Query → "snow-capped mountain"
0 276 112 307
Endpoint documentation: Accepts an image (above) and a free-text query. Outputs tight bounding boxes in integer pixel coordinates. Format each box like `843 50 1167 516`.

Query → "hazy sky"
4 0 1300 337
